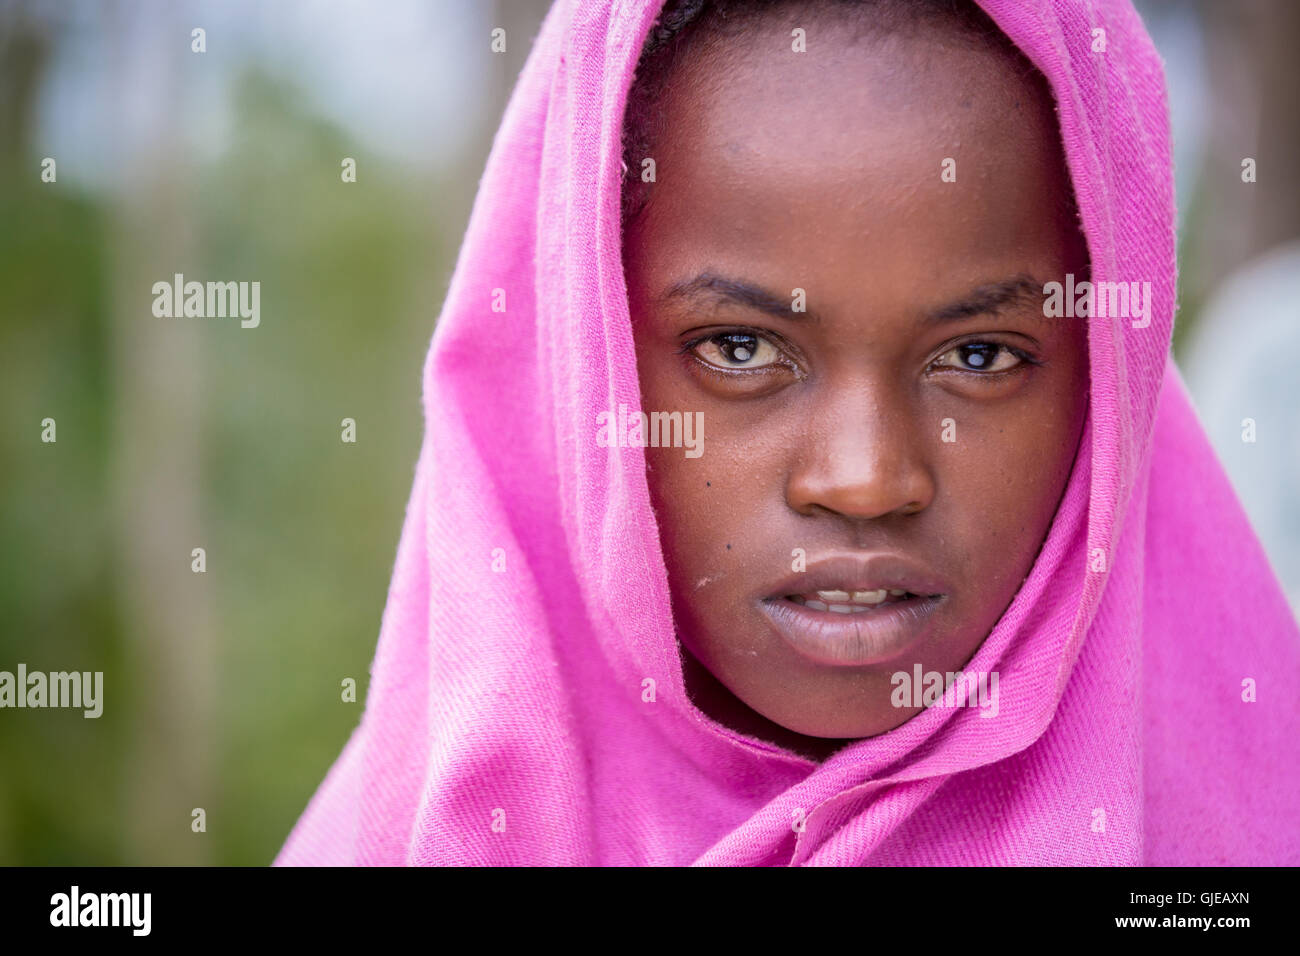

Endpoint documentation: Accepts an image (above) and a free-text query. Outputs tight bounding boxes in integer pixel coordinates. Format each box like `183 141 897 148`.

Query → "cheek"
642 430 783 583
635 365 796 616
636 352 711 576
932 379 1086 595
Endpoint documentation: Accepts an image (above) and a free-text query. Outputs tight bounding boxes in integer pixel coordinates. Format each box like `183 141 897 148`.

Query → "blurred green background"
1 0 1296 864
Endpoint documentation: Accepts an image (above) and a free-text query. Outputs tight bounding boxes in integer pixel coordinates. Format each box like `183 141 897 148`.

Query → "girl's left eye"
932 342 1026 374
688 332 781 370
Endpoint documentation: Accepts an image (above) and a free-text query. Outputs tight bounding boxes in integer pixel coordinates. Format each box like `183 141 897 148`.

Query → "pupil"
722 334 757 363
963 344 996 368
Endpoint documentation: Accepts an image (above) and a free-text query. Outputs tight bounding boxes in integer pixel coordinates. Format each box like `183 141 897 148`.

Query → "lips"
758 553 949 666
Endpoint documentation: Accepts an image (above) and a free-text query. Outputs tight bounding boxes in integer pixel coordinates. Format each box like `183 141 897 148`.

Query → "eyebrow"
659 271 1050 327
661 272 812 321
922 274 1046 325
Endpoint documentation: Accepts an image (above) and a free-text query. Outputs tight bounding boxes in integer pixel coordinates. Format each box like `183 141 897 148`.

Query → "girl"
275 0 1300 865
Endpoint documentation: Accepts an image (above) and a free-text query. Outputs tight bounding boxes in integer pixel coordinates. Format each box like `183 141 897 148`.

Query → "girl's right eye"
688 332 782 370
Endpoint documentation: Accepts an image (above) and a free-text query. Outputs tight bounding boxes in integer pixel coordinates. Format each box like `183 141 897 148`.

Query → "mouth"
785 588 925 613
757 554 950 667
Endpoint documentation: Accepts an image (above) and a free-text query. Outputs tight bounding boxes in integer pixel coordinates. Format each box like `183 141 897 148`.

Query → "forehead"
629 16 1074 301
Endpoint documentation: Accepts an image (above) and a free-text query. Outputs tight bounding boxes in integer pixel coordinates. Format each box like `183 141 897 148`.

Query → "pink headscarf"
275 0 1300 865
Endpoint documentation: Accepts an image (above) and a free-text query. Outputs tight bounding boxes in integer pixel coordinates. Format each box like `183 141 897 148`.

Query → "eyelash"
678 329 1043 377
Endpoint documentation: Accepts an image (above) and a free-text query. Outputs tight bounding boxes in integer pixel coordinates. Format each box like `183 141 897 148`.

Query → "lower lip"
759 595 946 667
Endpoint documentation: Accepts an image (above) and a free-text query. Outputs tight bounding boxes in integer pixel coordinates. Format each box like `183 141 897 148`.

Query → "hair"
619 0 1059 229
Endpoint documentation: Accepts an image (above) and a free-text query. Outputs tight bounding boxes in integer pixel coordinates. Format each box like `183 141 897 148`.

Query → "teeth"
792 589 916 611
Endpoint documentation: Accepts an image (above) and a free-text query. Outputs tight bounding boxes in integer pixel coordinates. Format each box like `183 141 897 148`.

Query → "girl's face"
624 14 1089 759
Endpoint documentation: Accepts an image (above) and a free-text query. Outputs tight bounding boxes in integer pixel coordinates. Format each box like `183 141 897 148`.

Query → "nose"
785 387 936 521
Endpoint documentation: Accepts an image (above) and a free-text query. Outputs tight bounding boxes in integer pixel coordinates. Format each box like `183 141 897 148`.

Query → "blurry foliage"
0 144 125 864
1 55 448 862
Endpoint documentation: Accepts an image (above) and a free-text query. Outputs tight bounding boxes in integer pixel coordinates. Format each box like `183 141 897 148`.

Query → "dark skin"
624 12 1090 762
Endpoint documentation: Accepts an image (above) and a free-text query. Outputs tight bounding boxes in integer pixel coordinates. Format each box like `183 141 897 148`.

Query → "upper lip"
762 552 950 601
